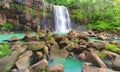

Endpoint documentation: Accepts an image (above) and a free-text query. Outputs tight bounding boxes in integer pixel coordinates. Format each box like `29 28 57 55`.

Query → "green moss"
96 52 106 58
2 23 12 29
105 43 120 52
28 42 45 51
0 43 11 58
29 8 36 16
10 2 24 11
36 67 47 72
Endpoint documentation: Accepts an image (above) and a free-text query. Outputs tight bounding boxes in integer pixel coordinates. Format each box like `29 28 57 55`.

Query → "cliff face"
0 0 43 31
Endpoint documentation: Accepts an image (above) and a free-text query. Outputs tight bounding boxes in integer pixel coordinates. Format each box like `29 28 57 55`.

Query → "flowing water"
53 5 71 33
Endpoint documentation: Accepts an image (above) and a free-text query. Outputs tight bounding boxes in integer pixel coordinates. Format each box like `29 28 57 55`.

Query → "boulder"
22 33 36 41
8 36 20 42
30 59 48 72
15 50 33 70
82 63 118 72
48 64 64 72
36 52 43 59
27 41 46 51
59 37 70 47
50 48 68 58
43 46 49 56
88 30 96 37
78 53 86 60
111 57 120 71
68 30 80 37
98 35 107 40
97 42 106 50
77 34 88 41
102 50 119 59
0 45 27 72
86 52 107 68
87 42 97 48
82 31 89 36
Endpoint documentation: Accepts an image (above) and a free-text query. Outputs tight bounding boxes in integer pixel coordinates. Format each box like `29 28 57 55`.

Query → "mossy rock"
27 41 46 51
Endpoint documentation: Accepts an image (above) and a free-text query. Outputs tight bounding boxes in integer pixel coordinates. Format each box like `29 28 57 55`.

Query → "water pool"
48 57 84 72
0 33 25 43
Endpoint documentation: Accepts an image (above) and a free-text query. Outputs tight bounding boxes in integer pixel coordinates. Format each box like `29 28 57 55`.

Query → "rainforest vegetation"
45 0 120 31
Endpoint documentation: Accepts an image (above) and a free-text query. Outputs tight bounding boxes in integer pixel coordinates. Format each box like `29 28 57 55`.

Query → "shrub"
96 52 106 58
2 23 12 29
105 43 120 52
0 43 11 58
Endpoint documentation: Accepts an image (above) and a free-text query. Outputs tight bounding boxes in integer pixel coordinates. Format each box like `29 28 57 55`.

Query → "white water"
53 5 71 33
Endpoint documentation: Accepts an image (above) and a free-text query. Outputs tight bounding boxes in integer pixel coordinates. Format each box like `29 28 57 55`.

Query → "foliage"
96 52 106 58
29 8 36 16
45 0 120 31
0 43 11 58
2 23 12 29
10 1 24 12
36 67 47 72
105 43 120 52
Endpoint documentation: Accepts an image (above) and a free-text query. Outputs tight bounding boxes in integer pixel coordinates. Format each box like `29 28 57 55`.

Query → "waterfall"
53 5 71 33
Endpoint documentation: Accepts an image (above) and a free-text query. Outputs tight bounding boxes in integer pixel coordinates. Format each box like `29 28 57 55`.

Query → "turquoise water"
0 33 36 43
48 57 84 72
0 34 25 43
88 37 120 42
52 32 67 35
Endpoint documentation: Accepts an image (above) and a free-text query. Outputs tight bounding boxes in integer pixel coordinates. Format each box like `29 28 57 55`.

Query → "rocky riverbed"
0 30 120 72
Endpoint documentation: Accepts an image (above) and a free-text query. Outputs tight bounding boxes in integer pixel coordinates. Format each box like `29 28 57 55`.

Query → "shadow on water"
48 56 85 72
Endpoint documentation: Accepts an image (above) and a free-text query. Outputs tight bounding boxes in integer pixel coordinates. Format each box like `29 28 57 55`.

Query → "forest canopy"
45 0 120 31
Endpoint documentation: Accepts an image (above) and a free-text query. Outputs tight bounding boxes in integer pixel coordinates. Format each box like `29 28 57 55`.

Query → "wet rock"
0 12 6 25
11 68 17 72
116 42 120 48
68 30 80 37
59 37 70 47
87 48 95 52
54 34 64 42
48 64 64 72
111 57 120 71
8 36 20 42
82 31 89 36
15 50 33 70
87 42 97 48
30 59 48 72
50 48 68 58
92 28 102 33
97 42 106 50
88 30 96 37
77 34 88 41
98 35 107 40
78 53 86 60
22 33 34 41
0 45 27 72
27 41 46 51
102 50 119 59
82 63 118 72
36 52 43 59
86 52 107 68
43 46 49 56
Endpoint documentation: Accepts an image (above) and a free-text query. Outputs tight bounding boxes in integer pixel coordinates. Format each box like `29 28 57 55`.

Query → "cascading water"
53 5 71 33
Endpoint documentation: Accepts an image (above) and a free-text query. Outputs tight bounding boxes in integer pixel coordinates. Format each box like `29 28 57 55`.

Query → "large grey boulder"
27 41 46 51
48 64 64 72
111 57 120 71
82 62 118 72
0 45 27 72
15 50 33 71
30 59 48 72
86 52 107 68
